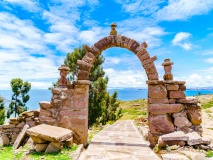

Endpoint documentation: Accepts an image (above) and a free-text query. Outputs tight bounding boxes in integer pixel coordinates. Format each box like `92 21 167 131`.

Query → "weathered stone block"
13 124 30 149
186 105 202 125
172 111 192 128
148 104 184 114
2 134 10 145
148 98 169 104
158 136 185 147
77 70 89 80
45 142 62 153
65 137 73 147
162 131 189 141
11 134 19 144
166 84 179 91
169 91 186 98
147 73 158 80
39 101 53 109
82 53 95 64
148 131 159 147
36 143 49 152
149 114 174 134
148 84 167 99
177 98 199 104
77 60 92 72
27 124 73 142
40 108 52 117
30 135 48 143
169 99 176 104
186 132 202 145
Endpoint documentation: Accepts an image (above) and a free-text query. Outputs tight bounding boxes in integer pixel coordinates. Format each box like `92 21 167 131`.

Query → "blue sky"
0 0 213 89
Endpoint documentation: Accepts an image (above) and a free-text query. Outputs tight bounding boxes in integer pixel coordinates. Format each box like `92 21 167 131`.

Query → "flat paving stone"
78 120 161 160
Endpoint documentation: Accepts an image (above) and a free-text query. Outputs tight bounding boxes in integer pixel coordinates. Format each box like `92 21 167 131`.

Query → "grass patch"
0 146 15 160
119 99 147 120
202 101 213 109
206 150 213 157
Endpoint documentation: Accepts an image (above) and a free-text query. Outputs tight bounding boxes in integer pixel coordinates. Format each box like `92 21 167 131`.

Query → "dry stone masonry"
0 110 40 146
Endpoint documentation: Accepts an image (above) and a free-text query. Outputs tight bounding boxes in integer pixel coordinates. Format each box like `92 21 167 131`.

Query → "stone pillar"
162 58 173 80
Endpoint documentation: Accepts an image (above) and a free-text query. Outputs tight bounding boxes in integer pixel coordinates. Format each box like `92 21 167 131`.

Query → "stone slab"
148 104 184 114
36 143 49 152
186 132 202 145
13 124 30 149
45 141 62 153
162 131 189 141
176 98 199 104
179 150 206 160
169 91 186 98
26 124 73 142
161 153 189 160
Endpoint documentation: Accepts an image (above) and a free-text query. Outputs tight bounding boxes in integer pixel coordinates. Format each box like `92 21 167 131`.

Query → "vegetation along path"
79 120 160 160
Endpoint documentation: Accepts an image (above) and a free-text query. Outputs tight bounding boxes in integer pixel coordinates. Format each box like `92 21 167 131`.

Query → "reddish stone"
135 42 147 53
36 143 49 152
166 84 179 91
169 99 176 104
130 40 139 53
169 91 186 98
77 60 92 72
142 56 157 66
139 52 150 62
2 134 10 145
148 98 169 104
177 98 199 104
71 117 87 126
39 101 53 109
186 105 202 125
11 134 19 144
123 37 131 48
147 73 158 80
145 63 157 75
162 131 189 141
179 85 186 91
45 142 62 153
136 48 146 59
172 111 192 128
82 53 95 64
148 84 167 99
59 109 87 117
148 114 174 134
77 70 89 80
148 104 184 114
148 131 159 148
73 100 86 109
40 108 52 117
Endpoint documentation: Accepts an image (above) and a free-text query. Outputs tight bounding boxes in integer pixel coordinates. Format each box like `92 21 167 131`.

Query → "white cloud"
122 27 166 47
157 0 213 21
172 32 192 50
3 0 40 12
0 12 63 89
205 58 213 63
200 49 213 55
115 0 165 15
105 68 147 88
184 74 213 88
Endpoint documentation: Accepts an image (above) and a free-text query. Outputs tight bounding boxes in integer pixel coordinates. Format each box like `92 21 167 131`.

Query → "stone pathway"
78 120 161 160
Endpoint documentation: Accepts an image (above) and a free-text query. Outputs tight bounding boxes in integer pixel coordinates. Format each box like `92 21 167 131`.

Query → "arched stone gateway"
38 26 203 148
77 35 158 81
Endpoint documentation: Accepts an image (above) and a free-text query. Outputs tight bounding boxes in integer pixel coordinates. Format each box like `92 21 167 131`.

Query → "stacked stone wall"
147 80 202 147
39 80 90 146
0 110 39 145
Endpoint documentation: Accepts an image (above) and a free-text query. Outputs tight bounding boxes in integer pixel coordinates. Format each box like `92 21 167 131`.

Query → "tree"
7 78 31 118
0 96 6 125
65 45 121 127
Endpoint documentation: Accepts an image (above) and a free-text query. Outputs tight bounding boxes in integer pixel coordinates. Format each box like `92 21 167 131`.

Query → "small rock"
186 132 202 145
45 142 62 153
36 143 49 152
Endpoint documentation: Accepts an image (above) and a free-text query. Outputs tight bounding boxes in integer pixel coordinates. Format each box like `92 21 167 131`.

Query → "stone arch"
77 35 158 81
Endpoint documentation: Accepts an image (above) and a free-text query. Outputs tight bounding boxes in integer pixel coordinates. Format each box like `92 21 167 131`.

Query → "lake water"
1 89 213 111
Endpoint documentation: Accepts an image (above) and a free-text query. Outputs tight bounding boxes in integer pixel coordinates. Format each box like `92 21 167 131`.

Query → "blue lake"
1 89 213 111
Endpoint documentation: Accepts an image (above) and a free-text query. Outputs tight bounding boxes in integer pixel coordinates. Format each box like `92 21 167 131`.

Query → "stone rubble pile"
0 110 40 146
26 124 73 153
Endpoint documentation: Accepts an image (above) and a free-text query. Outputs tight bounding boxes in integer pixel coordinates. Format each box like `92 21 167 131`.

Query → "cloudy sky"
0 0 213 89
